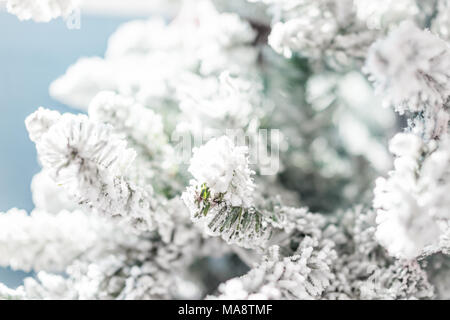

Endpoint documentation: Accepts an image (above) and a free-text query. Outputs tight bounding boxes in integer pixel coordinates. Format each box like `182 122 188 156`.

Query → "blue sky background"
0 11 142 288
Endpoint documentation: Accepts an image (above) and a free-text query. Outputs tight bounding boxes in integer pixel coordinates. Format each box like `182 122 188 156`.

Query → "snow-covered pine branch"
25 108 156 231
88 91 167 157
0 208 114 272
210 240 336 299
363 21 450 260
374 133 450 259
365 21 450 140
49 0 258 111
87 91 185 196
182 136 276 248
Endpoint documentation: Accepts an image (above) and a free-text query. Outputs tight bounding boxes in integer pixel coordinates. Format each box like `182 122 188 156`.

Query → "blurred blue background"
0 11 140 288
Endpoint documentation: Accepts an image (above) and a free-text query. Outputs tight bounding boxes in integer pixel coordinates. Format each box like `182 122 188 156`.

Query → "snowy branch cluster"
1 0 450 300
1 0 78 22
